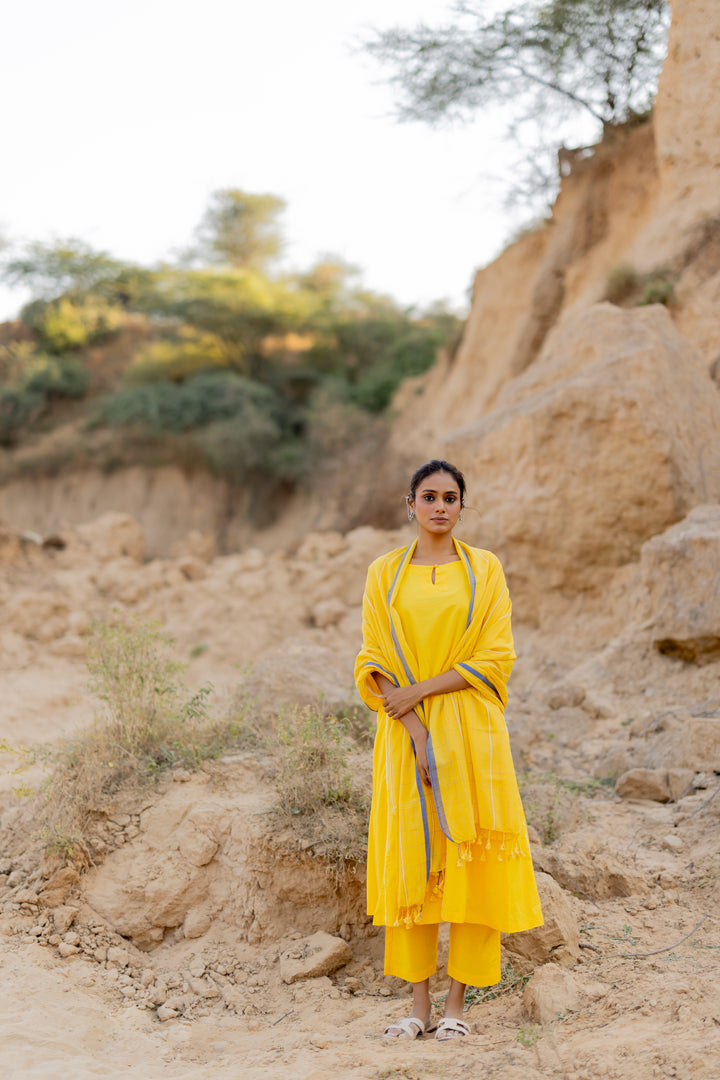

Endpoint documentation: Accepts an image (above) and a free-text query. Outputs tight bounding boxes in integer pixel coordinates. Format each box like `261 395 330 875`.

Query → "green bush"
23 296 123 353
100 370 280 433
639 275 674 306
23 354 88 398
0 385 44 445
123 328 229 384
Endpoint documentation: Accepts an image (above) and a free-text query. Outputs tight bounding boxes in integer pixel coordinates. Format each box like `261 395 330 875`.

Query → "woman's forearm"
374 668 470 721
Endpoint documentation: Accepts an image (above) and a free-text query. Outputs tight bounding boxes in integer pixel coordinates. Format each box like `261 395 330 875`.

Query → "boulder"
634 713 720 774
615 768 673 803
523 964 581 1024
442 305 720 609
637 506 720 662
74 512 145 563
279 931 352 984
503 872 580 972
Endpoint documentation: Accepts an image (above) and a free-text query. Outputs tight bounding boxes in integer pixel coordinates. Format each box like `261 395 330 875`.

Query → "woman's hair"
408 459 466 504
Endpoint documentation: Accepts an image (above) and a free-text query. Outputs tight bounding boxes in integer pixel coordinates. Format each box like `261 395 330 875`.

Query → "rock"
177 825 219 868
50 905 79 935
58 942 80 958
149 981 168 1006
503 872 580 971
667 768 696 801
107 946 130 968
176 555 207 581
156 1005 179 1022
662 833 685 852
442 305 720 607
630 713 720 774
280 931 353 984
183 907 214 939
189 976 220 999
535 849 646 901
39 867 79 908
523 964 581 1024
5 591 70 641
615 768 672 803
311 598 347 629
74 512 145 563
63 931 80 946
637 506 720 662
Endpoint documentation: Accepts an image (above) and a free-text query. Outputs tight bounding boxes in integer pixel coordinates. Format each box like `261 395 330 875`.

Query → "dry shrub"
40 615 240 850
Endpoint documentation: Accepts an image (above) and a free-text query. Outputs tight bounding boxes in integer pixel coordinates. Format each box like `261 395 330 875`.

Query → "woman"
355 460 542 1041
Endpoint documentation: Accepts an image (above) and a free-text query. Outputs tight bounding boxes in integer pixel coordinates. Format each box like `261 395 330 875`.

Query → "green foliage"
0 340 88 444
275 706 355 814
0 385 44 445
24 296 123 353
366 1 669 127
39 616 236 847
99 370 280 434
123 328 229 384
604 263 675 307
135 266 319 378
21 353 88 398
605 263 639 303
516 1023 541 1048
639 274 674 306
1 238 126 300
189 188 286 270
1 189 460 481
365 1 669 205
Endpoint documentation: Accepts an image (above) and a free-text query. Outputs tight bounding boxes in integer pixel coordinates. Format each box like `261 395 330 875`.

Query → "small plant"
39 615 234 849
639 274 674 306
465 962 530 1005
516 1023 540 1048
275 705 355 814
605 263 638 304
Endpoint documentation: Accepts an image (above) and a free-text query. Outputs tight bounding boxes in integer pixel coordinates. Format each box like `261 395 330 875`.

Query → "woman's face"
409 470 462 536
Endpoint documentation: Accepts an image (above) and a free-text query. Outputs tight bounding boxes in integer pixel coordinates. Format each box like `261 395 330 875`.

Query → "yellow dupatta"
355 538 528 927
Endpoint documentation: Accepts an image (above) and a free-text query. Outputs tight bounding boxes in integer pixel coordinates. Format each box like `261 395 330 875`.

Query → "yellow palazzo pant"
384 921 501 987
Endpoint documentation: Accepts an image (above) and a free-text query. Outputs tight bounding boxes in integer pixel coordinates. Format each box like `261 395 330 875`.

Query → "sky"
1 0 524 319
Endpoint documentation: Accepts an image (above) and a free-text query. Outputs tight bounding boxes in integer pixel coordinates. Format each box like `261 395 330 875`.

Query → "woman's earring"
406 497 415 522
459 508 465 523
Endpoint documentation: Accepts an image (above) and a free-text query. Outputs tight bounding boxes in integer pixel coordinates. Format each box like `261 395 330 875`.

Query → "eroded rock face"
638 505 720 663
502 872 580 972
444 305 720 609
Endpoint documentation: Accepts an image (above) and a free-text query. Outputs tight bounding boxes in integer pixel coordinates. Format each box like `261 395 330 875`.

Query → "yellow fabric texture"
355 538 543 933
384 921 501 987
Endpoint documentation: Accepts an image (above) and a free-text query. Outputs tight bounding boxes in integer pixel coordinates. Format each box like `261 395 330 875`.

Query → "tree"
190 188 286 271
365 0 670 199
0 238 126 300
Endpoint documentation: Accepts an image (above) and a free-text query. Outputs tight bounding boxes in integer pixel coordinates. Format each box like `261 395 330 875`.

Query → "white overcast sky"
1 0 523 319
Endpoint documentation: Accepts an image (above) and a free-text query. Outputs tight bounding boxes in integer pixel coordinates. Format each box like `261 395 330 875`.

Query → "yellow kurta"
355 539 542 934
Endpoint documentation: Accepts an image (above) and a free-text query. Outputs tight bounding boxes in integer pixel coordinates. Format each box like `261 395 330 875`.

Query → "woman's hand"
382 683 424 719
409 723 431 786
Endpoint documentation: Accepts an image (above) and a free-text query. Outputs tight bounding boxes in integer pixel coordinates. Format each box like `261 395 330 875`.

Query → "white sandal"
383 1016 437 1039
435 1017 471 1040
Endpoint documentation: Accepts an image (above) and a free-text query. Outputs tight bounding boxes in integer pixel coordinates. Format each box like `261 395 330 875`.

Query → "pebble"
157 1005 179 1022
378 986 392 997
58 942 80 957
